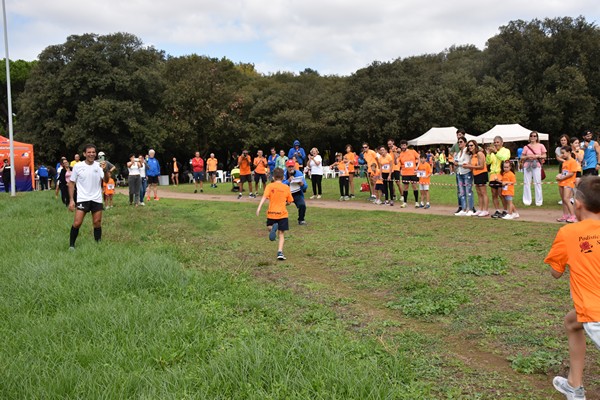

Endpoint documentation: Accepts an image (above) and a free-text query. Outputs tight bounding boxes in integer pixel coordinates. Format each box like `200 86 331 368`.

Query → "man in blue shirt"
582 130 600 176
267 147 279 181
146 149 161 201
283 160 308 225
288 140 307 168
37 164 49 190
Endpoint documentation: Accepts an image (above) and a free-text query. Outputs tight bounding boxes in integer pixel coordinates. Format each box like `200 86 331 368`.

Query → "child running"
500 160 519 219
544 176 600 400
256 167 294 261
416 153 432 208
556 146 578 223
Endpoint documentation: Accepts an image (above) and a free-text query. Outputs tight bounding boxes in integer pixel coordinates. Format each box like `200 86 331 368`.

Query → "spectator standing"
237 150 254 198
377 145 395 205
362 143 378 199
138 153 147 206
345 145 357 198
70 153 80 167
56 159 72 206
191 151 205 193
454 137 475 216
37 164 49 190
288 140 307 168
206 153 218 188
522 131 547 206
170 157 182 186
416 153 432 208
330 152 350 201
486 136 511 218
283 160 308 225
127 154 142 206
450 129 466 212
500 161 519 220
253 150 268 196
275 150 288 170
463 141 489 217
97 151 117 176
581 130 600 176
556 146 578 223
146 149 161 201
307 147 323 199
397 140 420 208
267 148 278 180
0 158 10 192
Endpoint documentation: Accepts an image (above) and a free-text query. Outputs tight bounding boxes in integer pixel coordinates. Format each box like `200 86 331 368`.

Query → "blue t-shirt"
583 140 598 170
37 166 49 178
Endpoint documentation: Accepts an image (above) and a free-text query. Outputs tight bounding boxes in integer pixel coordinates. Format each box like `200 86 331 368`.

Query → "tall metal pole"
2 0 15 196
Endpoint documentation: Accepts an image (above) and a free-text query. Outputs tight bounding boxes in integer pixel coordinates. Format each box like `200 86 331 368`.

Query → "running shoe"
344 196 350 201
317 195 321 199
501 213 514 220
298 221 307 225
552 376 585 400
478 211 489 217
339 196 345 201
400 202 407 208
237 193 242 199
557 215 568 222
465 210 475 216
415 202 420 208
491 211 501 219
424 204 430 209
310 195 316 199
269 223 278 241
566 216 577 223
454 210 467 216
277 251 286 261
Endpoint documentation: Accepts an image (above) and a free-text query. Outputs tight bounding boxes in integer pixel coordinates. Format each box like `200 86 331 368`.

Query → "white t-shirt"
309 155 323 175
128 161 141 176
70 161 105 203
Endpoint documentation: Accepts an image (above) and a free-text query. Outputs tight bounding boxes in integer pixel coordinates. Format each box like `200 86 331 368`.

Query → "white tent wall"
408 127 477 146
475 124 549 143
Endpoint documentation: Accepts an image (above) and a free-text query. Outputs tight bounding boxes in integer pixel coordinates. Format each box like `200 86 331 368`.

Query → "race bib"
404 161 414 168
503 185 508 191
416 171 425 178
382 164 390 171
107 184 115 190
562 169 569 176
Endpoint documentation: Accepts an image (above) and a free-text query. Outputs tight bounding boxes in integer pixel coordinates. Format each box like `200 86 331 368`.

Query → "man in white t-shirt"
68 144 109 249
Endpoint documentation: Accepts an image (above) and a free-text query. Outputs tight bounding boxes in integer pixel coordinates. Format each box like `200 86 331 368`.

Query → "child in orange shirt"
256 167 294 260
416 154 432 209
103 177 115 209
330 152 350 201
370 162 383 205
544 176 600 400
556 146 578 223
500 160 519 219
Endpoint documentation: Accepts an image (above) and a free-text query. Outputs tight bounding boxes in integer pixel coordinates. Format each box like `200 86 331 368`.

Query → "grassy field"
172 171 564 210
0 190 594 399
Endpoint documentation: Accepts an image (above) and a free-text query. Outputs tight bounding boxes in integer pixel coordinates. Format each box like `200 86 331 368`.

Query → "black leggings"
311 174 323 195
338 176 349 197
381 173 394 201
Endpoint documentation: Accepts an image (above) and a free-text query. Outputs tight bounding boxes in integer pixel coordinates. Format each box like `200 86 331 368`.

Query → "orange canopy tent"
0 135 35 191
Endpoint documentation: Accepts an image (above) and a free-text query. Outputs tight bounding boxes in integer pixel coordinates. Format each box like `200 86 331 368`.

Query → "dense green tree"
0 59 36 136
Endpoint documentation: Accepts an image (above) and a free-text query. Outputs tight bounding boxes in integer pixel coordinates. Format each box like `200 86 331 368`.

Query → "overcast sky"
5 1 600 76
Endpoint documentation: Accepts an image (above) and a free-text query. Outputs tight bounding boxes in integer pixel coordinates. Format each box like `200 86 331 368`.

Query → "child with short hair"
416 154 432 209
330 152 350 201
256 167 294 260
556 146 578 223
103 177 115 209
370 162 383 205
544 176 600 400
500 160 519 219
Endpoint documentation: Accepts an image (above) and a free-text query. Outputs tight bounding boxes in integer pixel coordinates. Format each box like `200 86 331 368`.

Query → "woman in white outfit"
307 148 323 199
521 131 547 206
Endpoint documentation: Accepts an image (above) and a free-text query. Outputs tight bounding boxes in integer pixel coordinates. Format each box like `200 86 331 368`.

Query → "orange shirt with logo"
545 220 600 322
206 157 218 172
238 155 252 175
501 171 516 197
378 153 394 174
559 158 578 188
416 162 432 185
254 156 267 174
399 149 420 176
363 149 378 172
345 152 356 173
103 178 115 195
263 181 293 220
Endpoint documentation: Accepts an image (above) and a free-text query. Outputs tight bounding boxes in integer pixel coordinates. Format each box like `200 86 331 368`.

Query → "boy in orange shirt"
416 154 432 209
398 140 420 208
370 162 384 205
103 177 115 209
544 176 600 400
557 146 578 223
256 167 294 260
500 160 519 219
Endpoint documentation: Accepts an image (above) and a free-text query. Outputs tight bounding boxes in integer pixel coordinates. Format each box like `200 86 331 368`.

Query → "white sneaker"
473 210 482 216
502 213 514 220
512 212 520 219
465 210 475 216
558 200 563 205
553 376 586 400
310 195 316 199
317 195 321 199
478 211 489 217
344 196 350 201
454 210 467 216
339 196 344 201
415 202 420 208
400 202 407 208
374 199 382 205
139 202 145 206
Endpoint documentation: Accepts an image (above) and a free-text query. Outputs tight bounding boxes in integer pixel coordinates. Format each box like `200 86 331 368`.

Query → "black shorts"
147 176 159 184
267 218 289 231
375 183 385 191
582 168 598 176
401 175 419 183
576 171 582 178
193 172 205 182
254 173 267 184
76 201 103 213
489 180 502 189
473 172 489 186
392 171 401 181
208 171 217 177
239 174 252 183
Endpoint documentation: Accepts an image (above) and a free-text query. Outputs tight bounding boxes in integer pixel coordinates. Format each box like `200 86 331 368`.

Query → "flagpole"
2 0 15 196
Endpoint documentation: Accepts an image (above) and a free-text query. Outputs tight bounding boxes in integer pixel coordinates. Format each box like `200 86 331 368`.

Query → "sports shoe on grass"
317 195 321 199
567 216 577 223
154 196 159 201
454 207 462 214
557 215 568 222
454 210 467 216
478 210 489 217
491 210 501 219
552 376 585 400
501 213 514 220
424 204 430 209
237 193 242 199
194 189 197 193
415 202 420 208
400 202 407 208
277 251 286 261
269 223 278 241
298 220 307 225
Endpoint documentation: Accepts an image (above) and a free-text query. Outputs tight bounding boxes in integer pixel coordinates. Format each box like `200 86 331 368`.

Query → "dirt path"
145 188 561 224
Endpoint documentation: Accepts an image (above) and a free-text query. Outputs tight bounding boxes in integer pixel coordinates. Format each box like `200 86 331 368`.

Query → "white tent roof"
407 127 477 146
476 124 549 143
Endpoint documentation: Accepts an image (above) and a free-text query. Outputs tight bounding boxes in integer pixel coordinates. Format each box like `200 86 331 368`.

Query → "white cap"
98 151 105 156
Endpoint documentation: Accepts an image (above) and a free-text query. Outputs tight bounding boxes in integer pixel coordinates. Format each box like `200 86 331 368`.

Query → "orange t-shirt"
363 149 378 172
345 152 356 173
545 220 600 322
472 153 488 176
254 156 267 174
103 178 115 195
559 158 578 188
238 155 252 175
398 149 420 176
335 160 349 177
206 157 218 172
378 153 394 174
370 166 382 184
416 162 432 185
263 181 293 220
501 171 516 197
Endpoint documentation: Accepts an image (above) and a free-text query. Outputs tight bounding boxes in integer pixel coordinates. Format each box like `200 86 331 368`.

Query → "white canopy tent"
407 127 477 146
476 124 549 143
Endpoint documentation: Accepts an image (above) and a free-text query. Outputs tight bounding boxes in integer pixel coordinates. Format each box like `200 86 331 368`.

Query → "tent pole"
2 0 15 196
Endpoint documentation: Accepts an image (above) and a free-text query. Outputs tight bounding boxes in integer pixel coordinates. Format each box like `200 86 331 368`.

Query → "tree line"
2 16 599 167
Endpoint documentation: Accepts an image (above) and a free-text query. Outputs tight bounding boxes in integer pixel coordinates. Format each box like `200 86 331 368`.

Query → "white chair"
216 170 225 183
323 166 336 179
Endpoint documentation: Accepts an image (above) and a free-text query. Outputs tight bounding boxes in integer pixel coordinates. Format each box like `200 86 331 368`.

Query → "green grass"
0 190 586 398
